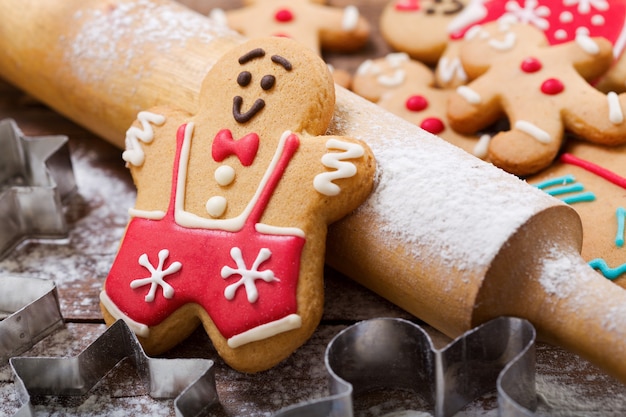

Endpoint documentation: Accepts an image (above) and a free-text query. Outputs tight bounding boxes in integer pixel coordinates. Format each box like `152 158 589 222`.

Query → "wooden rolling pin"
3 0 626 384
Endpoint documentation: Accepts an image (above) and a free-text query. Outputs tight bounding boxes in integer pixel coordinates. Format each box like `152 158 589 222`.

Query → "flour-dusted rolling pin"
3 0 626 383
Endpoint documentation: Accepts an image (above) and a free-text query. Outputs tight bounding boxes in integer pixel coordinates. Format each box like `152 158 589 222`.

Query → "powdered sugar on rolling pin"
64 0 234 84
330 90 560 274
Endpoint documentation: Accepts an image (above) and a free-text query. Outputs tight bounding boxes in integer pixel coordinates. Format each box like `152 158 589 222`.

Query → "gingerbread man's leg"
488 105 564 177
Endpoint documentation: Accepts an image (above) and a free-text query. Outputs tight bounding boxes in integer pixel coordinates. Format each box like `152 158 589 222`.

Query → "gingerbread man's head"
198 37 335 143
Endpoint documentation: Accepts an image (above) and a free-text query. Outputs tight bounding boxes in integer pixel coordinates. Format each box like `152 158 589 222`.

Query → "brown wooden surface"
1 1 626 415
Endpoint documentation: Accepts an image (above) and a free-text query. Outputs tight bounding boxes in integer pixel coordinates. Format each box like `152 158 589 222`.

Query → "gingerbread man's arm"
123 106 191 214
312 3 370 53
550 35 613 81
447 76 503 135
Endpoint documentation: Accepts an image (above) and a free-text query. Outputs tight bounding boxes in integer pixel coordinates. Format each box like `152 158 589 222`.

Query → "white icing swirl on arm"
122 111 166 166
576 33 600 55
314 139 365 196
456 86 482 104
607 91 624 124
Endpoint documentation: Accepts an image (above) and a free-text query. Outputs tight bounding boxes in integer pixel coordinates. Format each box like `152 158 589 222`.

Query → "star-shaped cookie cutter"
0 275 64 365
275 317 537 417
10 319 218 417
0 118 77 260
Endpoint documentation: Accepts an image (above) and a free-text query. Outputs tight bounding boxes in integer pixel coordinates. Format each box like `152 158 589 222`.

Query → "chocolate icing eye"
261 74 276 90
237 71 252 87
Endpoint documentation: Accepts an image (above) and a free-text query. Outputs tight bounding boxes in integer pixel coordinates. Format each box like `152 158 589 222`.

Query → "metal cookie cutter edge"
0 118 77 260
0 275 64 365
274 316 537 417
10 319 218 417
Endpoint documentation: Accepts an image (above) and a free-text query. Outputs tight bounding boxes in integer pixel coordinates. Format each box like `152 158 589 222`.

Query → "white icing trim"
576 33 600 55
356 59 379 76
447 0 487 34
385 52 409 67
255 223 305 238
437 56 468 84
128 208 166 220
514 120 551 143
100 291 150 338
608 92 624 124
456 86 482 104
175 127 292 232
227 314 302 348
314 138 364 196
488 32 516 51
377 69 406 87
341 5 359 31
473 134 491 159
122 111 166 166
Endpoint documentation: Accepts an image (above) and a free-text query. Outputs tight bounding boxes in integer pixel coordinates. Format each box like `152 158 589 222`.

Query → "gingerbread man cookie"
100 37 376 373
352 52 487 156
447 20 626 176
212 0 370 54
528 139 626 287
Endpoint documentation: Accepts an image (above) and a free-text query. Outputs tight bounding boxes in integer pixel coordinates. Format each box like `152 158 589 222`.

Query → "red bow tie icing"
212 129 260 166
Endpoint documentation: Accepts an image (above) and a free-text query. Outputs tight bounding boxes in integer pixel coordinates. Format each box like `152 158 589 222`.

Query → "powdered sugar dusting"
64 0 234 84
330 90 560 272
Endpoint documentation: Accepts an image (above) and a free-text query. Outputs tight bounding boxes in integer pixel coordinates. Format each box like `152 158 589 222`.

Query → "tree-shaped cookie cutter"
0 118 76 259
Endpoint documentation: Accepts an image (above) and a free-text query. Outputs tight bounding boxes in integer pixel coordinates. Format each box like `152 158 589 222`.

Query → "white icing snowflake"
221 247 279 303
130 249 181 302
504 0 551 30
563 0 609 14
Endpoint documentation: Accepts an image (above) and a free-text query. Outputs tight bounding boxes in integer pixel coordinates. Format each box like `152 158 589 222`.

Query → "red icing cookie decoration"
212 129 260 166
420 117 445 134
521 57 542 73
405 94 429 111
395 0 420 11
541 78 565 95
450 0 626 56
274 8 294 23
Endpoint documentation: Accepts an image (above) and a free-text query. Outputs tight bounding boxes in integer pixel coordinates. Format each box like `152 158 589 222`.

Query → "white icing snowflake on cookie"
222 247 279 303
130 249 181 302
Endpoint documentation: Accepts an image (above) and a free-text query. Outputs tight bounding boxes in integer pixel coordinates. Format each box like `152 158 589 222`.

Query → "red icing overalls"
104 123 305 346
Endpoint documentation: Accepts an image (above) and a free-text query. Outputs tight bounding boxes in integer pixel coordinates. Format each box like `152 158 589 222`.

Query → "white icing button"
206 196 227 217
215 165 236 186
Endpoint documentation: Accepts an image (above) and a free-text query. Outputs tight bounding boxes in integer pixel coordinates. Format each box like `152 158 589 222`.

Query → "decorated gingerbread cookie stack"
100 37 376 372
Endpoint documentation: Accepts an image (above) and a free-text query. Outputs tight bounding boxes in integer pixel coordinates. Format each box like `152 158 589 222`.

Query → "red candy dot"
275 8 294 22
541 78 564 95
405 95 429 112
420 117 445 134
521 57 542 73
395 0 419 11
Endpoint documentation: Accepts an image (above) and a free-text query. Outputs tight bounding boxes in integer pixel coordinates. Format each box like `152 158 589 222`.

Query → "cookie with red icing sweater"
447 20 626 176
437 0 626 89
352 52 488 157
100 37 376 373
527 139 626 288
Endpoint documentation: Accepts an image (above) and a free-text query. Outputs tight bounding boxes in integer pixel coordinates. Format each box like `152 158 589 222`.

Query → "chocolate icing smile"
233 96 265 123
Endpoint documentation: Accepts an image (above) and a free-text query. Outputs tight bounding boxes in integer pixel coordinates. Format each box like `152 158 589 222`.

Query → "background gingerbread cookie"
528 139 626 288
100 37 376 373
352 51 487 156
447 21 626 176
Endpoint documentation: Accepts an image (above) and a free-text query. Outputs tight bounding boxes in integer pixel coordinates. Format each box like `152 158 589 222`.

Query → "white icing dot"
554 29 568 40
215 165 236 186
206 196 227 217
591 14 605 26
560 11 574 23
341 5 359 31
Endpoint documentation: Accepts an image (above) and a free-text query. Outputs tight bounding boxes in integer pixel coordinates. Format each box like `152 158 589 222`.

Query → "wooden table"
1 1 626 415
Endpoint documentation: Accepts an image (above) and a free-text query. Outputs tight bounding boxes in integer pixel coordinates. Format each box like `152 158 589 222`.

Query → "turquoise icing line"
589 259 626 280
616 207 625 248
534 174 575 189
532 175 595 204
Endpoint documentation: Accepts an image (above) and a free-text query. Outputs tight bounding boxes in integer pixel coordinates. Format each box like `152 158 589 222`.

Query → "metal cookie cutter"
275 317 537 417
0 275 64 365
0 118 77 260
10 320 218 417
